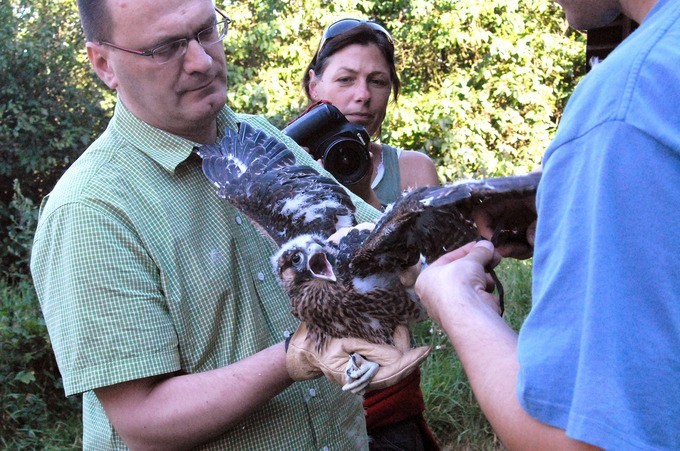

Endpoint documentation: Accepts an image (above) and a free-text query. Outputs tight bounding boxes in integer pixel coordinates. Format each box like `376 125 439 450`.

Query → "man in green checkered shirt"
30 0 381 448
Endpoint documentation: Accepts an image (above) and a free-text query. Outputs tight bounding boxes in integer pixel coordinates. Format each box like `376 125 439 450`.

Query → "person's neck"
622 0 659 23
118 96 219 144
181 121 218 145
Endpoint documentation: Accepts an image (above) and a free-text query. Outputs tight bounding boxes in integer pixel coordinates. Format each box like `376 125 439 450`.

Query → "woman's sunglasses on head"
316 18 393 57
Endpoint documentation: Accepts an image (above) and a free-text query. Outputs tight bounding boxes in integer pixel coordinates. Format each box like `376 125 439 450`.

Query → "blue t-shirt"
517 0 680 449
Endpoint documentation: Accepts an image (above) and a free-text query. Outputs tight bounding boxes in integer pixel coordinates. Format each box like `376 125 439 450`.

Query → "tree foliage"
3 0 587 447
223 0 586 181
2 0 585 277
1 278 81 448
0 0 110 277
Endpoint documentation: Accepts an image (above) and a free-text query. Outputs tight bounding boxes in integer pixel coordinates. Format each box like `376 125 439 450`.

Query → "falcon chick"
197 123 540 351
273 233 424 350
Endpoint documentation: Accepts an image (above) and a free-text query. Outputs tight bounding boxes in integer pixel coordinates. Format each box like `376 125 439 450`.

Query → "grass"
1 259 532 450
1 278 82 449
414 258 533 449
1 416 82 450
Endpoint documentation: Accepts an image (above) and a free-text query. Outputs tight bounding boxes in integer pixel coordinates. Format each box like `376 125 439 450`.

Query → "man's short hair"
76 0 113 42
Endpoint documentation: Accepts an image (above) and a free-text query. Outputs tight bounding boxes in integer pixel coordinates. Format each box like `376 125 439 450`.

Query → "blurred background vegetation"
1 0 586 448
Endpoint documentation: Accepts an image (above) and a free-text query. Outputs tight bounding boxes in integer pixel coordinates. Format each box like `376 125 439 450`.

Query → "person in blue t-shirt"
414 0 680 449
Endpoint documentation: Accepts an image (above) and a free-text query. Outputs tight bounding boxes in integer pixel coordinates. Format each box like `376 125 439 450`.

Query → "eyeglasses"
316 18 393 57
99 8 232 65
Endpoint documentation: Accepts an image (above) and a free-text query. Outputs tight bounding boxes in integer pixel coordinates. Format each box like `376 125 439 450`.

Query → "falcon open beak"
307 246 336 282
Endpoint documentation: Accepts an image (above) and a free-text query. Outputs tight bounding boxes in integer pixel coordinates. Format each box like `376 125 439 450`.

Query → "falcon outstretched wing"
349 172 541 278
197 124 540 345
196 122 357 246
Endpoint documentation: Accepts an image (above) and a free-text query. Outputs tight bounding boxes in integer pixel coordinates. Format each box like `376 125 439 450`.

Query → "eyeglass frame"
315 18 393 59
98 7 232 65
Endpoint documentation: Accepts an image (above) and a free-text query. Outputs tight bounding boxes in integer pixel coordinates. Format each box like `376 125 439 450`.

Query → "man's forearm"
442 306 597 451
96 341 293 450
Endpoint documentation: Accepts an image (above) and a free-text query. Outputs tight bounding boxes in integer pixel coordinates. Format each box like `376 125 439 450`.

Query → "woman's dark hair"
302 23 401 104
76 0 113 42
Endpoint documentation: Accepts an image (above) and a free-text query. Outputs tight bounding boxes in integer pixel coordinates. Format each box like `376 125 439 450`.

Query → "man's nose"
183 39 212 72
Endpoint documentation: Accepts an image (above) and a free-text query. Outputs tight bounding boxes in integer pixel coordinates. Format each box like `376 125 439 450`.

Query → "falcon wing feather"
196 122 357 246
349 172 541 277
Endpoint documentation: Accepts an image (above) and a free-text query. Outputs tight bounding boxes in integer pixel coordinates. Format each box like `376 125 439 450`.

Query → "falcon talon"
345 353 361 378
489 268 505 316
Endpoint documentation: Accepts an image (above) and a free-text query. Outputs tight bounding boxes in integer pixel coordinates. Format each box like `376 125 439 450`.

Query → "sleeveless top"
372 144 402 206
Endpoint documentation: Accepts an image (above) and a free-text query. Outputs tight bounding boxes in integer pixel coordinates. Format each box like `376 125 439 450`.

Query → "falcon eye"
291 252 303 265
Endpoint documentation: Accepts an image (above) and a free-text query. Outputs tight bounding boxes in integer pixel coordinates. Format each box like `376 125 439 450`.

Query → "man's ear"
86 42 118 90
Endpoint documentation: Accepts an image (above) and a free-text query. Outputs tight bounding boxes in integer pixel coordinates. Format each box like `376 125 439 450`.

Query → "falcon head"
272 234 337 290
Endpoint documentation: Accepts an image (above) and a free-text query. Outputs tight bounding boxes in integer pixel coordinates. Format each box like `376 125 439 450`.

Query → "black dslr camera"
283 102 371 185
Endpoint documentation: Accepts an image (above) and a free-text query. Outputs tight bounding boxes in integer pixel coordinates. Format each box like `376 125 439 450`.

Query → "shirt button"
283 330 292 339
308 388 317 397
257 272 265 281
322 447 329 451
235 216 242 225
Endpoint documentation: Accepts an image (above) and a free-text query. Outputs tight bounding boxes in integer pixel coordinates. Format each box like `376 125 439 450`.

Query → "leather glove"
286 322 431 395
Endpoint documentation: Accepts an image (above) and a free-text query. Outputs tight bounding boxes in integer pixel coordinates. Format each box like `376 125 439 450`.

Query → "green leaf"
14 370 36 384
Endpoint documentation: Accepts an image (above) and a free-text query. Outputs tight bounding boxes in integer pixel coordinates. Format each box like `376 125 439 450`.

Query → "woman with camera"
301 18 440 449
302 19 439 211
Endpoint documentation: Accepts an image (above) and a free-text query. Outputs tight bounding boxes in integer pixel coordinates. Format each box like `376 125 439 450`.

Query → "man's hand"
286 323 430 395
327 222 375 244
415 241 503 325
471 195 536 260
398 258 423 287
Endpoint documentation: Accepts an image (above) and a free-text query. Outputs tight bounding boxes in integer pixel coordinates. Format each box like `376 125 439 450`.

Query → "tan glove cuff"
286 324 324 381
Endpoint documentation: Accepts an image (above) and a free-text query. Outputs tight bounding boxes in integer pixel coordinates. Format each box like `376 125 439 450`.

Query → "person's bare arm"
345 170 382 209
415 242 600 451
95 341 292 450
398 150 440 190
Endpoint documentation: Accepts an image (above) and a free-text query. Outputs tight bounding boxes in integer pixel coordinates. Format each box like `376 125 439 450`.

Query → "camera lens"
323 138 371 185
283 102 372 186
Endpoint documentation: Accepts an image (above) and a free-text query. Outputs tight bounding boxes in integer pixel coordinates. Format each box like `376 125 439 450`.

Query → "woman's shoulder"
398 148 431 163
396 149 440 189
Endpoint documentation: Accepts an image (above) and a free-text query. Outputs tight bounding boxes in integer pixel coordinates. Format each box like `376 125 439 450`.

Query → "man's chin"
187 88 227 116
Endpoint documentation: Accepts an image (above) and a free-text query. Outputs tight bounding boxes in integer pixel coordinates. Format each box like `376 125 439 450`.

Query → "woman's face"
309 43 393 137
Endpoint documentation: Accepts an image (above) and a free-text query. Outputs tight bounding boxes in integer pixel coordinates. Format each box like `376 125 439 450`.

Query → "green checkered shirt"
30 101 379 450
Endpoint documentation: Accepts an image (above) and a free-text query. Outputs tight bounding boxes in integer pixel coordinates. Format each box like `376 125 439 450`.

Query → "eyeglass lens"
153 19 229 64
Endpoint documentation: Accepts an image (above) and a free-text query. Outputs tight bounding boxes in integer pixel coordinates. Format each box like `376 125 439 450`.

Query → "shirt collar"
111 98 239 173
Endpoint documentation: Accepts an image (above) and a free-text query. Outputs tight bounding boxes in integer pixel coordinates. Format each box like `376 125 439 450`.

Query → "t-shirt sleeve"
31 202 180 396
